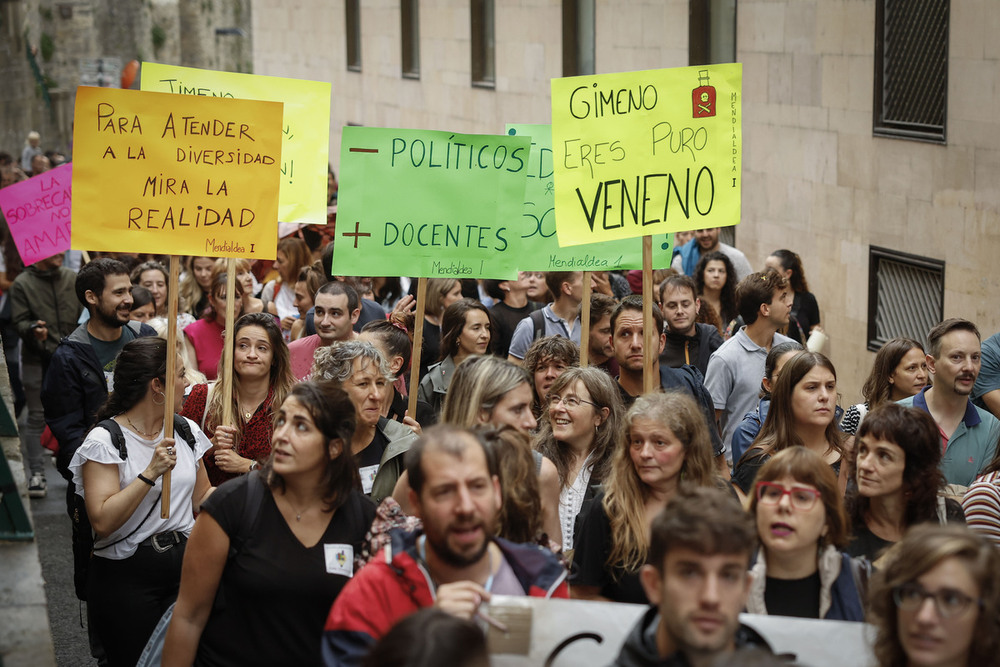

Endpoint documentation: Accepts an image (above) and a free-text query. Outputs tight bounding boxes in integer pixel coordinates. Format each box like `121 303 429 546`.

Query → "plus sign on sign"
331 126 529 279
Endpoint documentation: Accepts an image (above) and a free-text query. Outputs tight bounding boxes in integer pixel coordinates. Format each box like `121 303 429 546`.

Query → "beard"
92 301 129 328
425 520 492 569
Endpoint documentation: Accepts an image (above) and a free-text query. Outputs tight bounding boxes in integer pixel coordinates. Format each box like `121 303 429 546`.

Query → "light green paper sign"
332 126 529 279
140 62 330 224
551 63 742 247
507 124 671 270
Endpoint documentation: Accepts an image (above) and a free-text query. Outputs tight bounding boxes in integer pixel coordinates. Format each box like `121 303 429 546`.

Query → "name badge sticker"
324 544 354 577
359 463 379 495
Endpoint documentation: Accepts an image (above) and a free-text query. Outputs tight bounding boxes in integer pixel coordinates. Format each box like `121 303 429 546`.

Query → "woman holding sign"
163 381 376 667
181 313 296 486
68 337 213 667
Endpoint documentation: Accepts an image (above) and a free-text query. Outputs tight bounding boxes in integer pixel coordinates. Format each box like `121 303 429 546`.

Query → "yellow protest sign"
71 86 282 259
551 63 742 247
141 62 331 224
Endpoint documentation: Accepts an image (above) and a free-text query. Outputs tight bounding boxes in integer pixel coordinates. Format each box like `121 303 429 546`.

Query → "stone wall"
0 0 252 157
252 0 1000 401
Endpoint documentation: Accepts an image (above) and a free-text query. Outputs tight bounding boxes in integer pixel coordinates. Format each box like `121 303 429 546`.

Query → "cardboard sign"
141 62 331 224
551 63 742 247
0 163 72 265
71 87 282 259
486 597 874 667
331 126 529 279
506 124 671 270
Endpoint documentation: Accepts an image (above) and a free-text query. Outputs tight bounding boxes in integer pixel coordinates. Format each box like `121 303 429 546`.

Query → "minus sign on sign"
349 148 379 153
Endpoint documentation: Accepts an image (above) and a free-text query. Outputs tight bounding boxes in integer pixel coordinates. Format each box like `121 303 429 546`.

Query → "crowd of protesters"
3 135 1000 666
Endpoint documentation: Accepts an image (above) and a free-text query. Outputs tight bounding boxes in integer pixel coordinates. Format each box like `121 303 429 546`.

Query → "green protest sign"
331 126 529 279
507 124 672 270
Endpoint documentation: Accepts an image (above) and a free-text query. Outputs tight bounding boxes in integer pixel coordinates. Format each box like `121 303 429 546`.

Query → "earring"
152 391 166 406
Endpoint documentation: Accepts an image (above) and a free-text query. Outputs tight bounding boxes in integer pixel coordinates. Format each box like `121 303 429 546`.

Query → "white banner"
485 596 875 667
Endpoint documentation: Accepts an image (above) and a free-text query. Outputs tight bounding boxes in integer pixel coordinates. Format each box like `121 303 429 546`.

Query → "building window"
346 0 361 72
867 246 945 352
562 0 595 77
874 0 949 143
689 0 737 66
471 0 495 87
401 0 420 78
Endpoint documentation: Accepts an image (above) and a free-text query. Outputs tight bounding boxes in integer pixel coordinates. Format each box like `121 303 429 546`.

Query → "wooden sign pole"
407 278 428 418
642 236 657 395
220 258 237 427
160 257 180 519
580 272 592 366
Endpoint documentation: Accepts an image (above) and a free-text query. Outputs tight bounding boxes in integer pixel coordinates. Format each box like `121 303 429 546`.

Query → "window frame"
866 246 946 352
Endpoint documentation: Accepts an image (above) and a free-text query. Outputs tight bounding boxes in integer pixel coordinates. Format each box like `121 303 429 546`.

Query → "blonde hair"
440 356 530 427
603 391 719 573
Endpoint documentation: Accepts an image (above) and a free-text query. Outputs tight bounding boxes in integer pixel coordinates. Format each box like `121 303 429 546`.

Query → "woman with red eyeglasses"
746 447 867 621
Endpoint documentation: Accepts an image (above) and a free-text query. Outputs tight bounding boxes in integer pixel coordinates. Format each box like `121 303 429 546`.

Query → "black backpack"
70 415 196 600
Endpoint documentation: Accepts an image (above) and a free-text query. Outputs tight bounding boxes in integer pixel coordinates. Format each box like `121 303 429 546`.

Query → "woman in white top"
69 337 213 667
533 366 623 552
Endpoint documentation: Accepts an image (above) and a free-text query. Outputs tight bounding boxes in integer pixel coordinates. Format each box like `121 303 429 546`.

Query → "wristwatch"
248 461 259 472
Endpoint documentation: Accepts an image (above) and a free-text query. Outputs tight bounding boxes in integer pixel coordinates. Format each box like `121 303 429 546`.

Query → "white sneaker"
28 473 47 499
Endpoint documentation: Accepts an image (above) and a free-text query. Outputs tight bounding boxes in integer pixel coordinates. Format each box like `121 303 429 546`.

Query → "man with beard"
670 227 753 281
41 257 157 660
321 424 568 667
898 318 1000 486
612 486 771 667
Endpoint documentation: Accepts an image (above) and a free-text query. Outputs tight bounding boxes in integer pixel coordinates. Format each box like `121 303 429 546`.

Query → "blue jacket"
673 239 702 276
42 321 155 479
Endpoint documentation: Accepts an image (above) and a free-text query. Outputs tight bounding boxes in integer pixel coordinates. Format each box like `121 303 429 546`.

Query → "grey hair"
310 340 394 383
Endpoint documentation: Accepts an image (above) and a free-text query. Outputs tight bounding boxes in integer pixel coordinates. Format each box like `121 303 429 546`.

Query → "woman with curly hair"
733 351 844 496
747 447 865 621
533 366 623 551
846 403 965 564
571 391 720 603
841 337 928 436
765 249 821 345
695 250 738 336
867 524 1000 667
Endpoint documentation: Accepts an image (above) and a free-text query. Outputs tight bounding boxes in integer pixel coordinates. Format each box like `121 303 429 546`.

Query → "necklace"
283 493 310 522
124 413 163 439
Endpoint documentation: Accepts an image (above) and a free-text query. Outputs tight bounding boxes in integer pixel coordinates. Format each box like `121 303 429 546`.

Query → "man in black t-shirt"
485 274 542 358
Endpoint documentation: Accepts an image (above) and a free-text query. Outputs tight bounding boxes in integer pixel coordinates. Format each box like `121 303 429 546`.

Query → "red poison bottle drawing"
692 70 716 118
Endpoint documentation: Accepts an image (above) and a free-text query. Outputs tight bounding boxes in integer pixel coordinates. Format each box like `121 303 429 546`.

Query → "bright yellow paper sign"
141 62 331 224
551 63 742 247
71 86 282 259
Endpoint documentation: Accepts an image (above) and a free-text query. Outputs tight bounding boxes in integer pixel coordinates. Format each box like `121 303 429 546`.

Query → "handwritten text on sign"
0 163 73 266
331 126 529 279
140 62 331 225
506 124 671 271
550 63 742 247
71 87 282 259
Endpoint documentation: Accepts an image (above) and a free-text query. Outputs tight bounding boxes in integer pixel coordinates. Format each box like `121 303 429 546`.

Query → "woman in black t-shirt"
163 382 376 666
746 447 865 621
845 403 965 566
571 392 719 604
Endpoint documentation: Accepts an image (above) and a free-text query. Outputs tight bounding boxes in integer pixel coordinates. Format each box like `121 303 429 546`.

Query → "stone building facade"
0 0 252 155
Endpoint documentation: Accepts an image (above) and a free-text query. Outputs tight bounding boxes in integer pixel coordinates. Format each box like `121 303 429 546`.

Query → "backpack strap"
96 418 128 460
171 415 197 452
530 309 546 342
228 470 266 559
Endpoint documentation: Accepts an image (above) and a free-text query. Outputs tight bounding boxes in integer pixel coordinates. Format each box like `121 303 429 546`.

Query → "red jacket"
321 527 569 666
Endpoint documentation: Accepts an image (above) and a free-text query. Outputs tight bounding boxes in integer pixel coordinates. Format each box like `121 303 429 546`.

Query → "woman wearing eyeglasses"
868 524 1000 667
746 447 866 621
533 367 623 552
846 403 965 565
571 392 720 603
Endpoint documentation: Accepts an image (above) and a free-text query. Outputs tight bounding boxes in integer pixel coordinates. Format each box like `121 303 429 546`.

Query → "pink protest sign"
0 163 72 266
